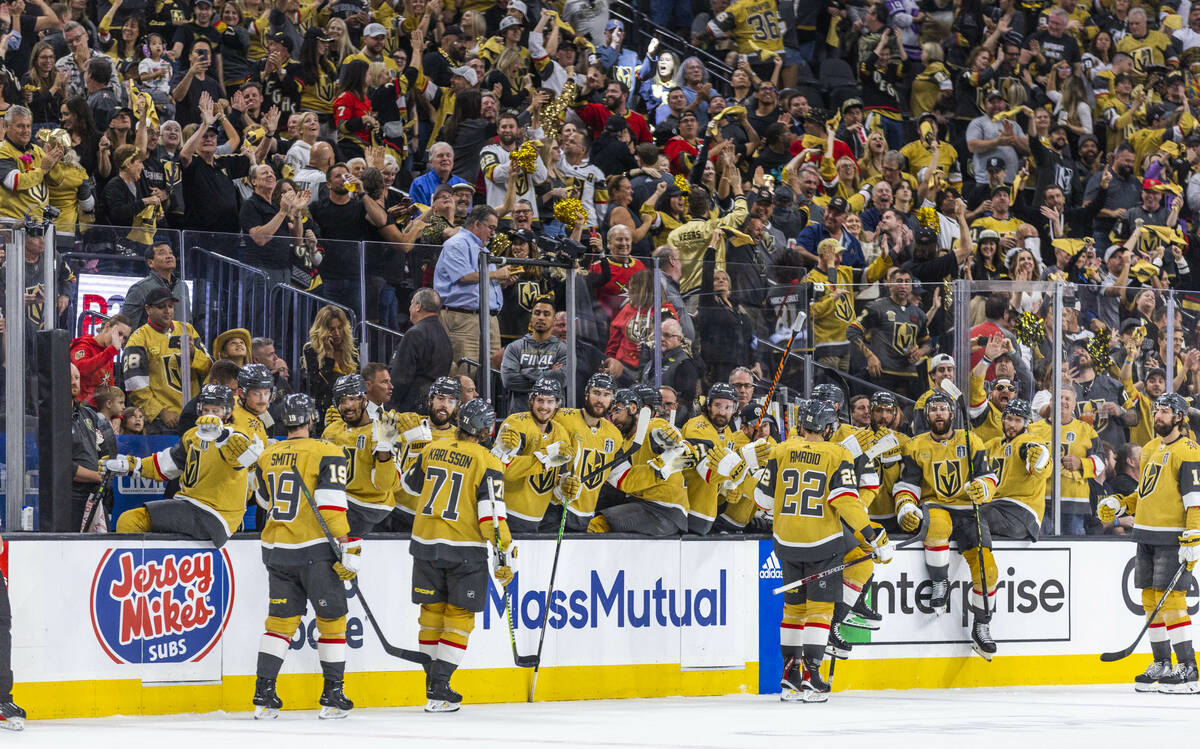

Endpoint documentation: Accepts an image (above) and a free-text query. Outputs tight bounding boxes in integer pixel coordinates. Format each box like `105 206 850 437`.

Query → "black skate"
825 621 853 659
252 677 283 720
801 657 830 703
929 580 949 613
0 701 25 731
779 656 804 701
1134 661 1173 692
971 619 997 661
846 596 883 630
425 679 463 713
319 680 354 719
1158 660 1200 694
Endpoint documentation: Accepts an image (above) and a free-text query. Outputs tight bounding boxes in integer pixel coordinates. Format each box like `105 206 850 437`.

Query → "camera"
534 234 586 265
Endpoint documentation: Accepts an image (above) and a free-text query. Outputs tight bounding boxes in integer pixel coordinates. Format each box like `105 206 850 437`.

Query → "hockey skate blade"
0 717 23 732
843 615 881 631
318 706 350 719
425 699 461 713
1158 681 1200 695
802 689 830 703
1133 682 1159 693
253 706 280 720
971 643 995 662
779 689 806 703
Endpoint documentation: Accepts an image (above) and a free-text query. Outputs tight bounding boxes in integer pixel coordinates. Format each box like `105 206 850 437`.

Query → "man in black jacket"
388 288 453 412
590 115 637 176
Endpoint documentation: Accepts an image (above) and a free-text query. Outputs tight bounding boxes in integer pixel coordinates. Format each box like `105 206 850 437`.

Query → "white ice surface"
12 685 1200 748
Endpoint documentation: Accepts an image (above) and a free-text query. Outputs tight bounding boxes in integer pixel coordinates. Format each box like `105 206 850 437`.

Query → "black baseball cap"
985 156 1005 172
827 196 849 214
145 287 179 307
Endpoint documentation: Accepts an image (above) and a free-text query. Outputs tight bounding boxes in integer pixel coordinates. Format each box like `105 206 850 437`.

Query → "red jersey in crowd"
589 255 645 319
574 103 654 144
333 91 374 150
70 334 120 406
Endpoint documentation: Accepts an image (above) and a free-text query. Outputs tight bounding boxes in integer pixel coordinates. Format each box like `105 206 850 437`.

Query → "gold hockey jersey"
403 438 506 562
714 0 785 55
494 412 573 525
123 321 212 423
984 432 1050 523
253 437 350 565
719 431 774 528
389 415 456 516
552 408 623 522
1029 418 1102 511
607 416 689 518
682 414 738 527
1127 434 1200 545
322 419 398 512
757 438 867 562
893 430 996 511
138 425 256 536
232 403 270 443
864 426 908 522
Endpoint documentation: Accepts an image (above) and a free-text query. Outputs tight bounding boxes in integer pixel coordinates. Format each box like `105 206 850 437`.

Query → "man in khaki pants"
432 205 512 376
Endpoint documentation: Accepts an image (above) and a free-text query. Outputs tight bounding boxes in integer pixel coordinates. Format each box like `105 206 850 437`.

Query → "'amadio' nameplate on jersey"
89 547 235 664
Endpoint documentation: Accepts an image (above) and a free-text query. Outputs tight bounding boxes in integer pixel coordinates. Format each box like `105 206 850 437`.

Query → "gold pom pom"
489 231 512 256
1086 326 1113 371
1014 311 1046 348
674 174 690 195
916 205 939 230
553 198 588 231
512 141 540 174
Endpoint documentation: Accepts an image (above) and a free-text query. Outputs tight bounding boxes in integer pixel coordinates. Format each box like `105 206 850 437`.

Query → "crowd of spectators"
1 0 1200 536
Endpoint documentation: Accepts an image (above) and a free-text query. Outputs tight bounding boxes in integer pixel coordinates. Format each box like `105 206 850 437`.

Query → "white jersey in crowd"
557 154 607 228
480 139 549 219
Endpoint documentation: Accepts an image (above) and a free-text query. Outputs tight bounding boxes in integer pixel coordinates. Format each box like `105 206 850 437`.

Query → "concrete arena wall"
4 534 1184 720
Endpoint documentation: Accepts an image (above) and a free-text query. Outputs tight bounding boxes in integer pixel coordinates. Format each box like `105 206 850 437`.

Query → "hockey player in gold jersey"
982 399 1049 540
491 377 576 532
549 372 624 532
233 363 276 442
249 393 359 720
756 401 891 703
321 374 399 536
390 377 462 531
715 402 777 533
893 392 999 659
107 384 262 546
682 382 752 535
401 398 512 712
967 335 1021 444
1098 393 1200 693
864 391 909 532
589 388 691 536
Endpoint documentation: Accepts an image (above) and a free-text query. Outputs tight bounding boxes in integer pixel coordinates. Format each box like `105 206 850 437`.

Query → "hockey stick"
81 468 112 533
942 381 991 621
292 470 431 666
576 406 653 487
773 514 929 595
1100 560 1188 662
528 438 584 702
754 314 805 435
487 479 540 668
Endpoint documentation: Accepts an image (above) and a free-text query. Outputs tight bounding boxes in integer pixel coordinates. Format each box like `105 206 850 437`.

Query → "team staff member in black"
0 533 23 730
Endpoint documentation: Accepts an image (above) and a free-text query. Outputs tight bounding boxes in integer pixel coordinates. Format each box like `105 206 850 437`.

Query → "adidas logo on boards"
760 553 782 579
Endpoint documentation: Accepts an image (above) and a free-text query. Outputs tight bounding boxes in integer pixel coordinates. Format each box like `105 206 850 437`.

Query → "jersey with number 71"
402 438 507 565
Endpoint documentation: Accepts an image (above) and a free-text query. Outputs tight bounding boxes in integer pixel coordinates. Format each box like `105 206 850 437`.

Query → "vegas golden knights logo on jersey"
529 466 559 495
834 293 854 322
580 448 608 490
934 459 962 496
517 281 541 310
1140 462 1162 496
892 322 916 353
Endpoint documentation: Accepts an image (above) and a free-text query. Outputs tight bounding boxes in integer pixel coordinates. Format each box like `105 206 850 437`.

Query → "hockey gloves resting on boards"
897 502 923 533
334 538 363 581
1181 531 1200 571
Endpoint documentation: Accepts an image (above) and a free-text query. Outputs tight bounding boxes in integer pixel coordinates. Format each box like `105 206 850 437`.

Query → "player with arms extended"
322 374 400 536
107 384 263 546
400 398 512 713
1098 393 1200 693
250 393 360 719
893 392 1000 660
391 377 462 532
756 401 891 703
982 399 1050 541
549 372 624 532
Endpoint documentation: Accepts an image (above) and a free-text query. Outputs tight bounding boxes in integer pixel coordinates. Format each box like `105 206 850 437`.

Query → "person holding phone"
171 38 225 126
